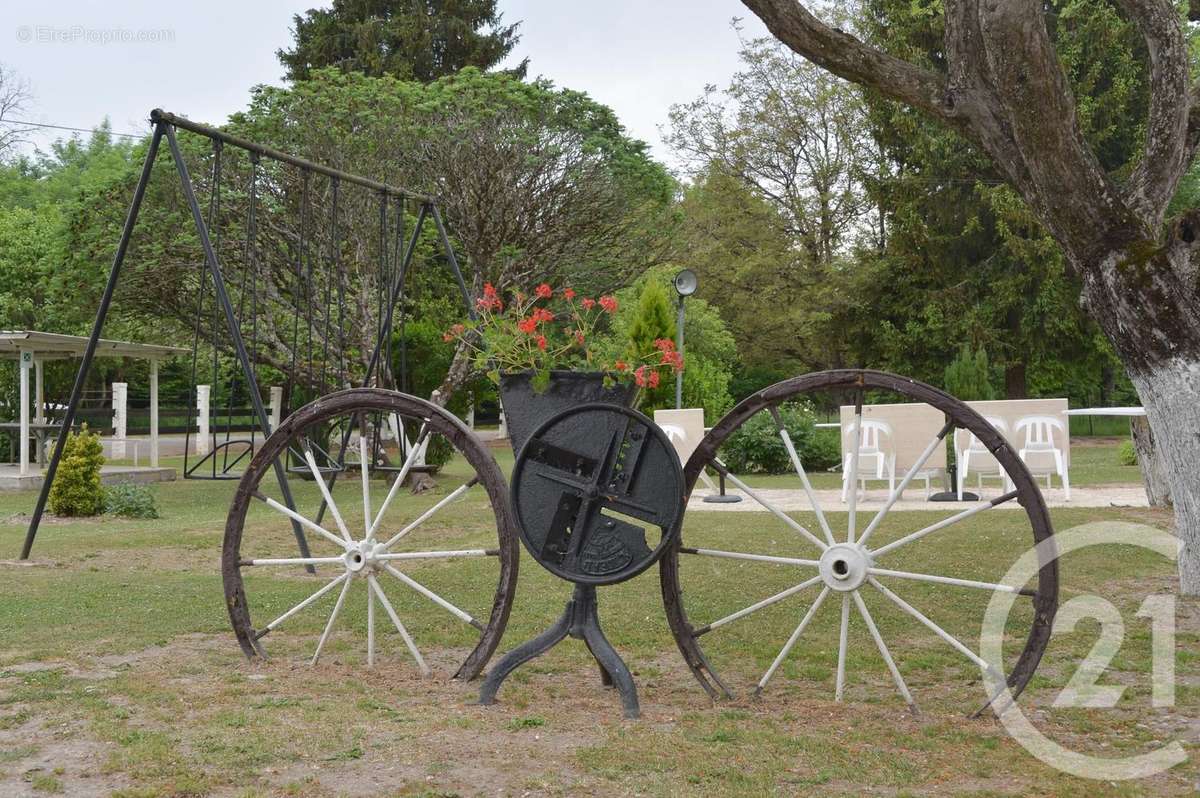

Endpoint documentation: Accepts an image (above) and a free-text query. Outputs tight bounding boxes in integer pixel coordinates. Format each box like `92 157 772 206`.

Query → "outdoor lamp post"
673 269 697 409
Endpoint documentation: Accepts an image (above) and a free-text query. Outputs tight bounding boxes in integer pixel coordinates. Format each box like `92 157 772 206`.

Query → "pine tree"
278 0 527 83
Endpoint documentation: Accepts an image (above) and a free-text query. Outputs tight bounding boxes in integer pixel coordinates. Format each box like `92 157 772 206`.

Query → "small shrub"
103 483 159 519
943 345 996 400
1117 439 1138 466
722 403 840 475
48 424 105 517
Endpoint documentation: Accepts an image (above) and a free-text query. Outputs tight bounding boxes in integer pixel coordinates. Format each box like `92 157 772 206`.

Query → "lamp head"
674 269 698 297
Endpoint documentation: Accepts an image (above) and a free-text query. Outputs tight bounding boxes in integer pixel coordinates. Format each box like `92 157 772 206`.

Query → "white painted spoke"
870 491 1018 558
261 572 349 634
700 575 823 635
868 577 990 671
311 576 352 665
245 556 344 567
254 493 350 552
305 449 353 543
868 566 1028 595
682 547 820 568
718 471 829 552
835 594 851 702
778 426 836 546
847 404 863 543
367 580 375 667
359 435 372 537
368 575 430 675
379 479 476 551
852 590 915 709
367 422 429 541
375 549 496 561
757 587 830 692
858 424 951 547
383 564 481 629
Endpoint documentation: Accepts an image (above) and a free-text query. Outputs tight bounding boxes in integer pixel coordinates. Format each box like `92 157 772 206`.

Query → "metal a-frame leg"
162 124 312 564
20 126 165 559
478 584 640 719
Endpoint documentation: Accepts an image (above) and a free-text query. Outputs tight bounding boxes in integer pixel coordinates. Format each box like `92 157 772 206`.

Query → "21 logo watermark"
980 522 1189 781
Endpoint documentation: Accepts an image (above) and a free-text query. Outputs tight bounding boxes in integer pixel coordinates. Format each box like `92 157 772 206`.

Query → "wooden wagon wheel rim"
223 388 520 680
659 369 1058 715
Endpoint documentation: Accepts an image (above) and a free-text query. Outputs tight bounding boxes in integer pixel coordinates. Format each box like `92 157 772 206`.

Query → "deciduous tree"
741 0 1200 592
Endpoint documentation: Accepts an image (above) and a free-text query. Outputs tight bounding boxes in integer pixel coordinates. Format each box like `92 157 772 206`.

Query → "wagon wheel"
223 388 519 680
660 369 1058 714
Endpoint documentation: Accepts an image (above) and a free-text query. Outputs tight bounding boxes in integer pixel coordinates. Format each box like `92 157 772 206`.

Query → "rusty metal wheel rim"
223 388 519 680
659 369 1058 714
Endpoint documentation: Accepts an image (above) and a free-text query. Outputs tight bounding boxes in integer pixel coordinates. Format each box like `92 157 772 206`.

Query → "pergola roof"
0 331 187 360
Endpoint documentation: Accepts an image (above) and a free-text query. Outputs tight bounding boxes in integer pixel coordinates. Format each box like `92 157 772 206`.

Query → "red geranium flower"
648 370 661 389
614 360 627 372
537 335 548 351
574 330 585 345
634 365 647 387
535 283 553 299
564 288 576 300
582 298 596 310
599 295 618 314
518 316 538 335
654 338 675 352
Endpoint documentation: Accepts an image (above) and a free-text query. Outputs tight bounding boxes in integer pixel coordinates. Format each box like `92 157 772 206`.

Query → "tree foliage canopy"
278 0 527 82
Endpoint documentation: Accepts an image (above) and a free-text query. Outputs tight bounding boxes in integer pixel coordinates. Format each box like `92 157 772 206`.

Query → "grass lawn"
0 442 1194 796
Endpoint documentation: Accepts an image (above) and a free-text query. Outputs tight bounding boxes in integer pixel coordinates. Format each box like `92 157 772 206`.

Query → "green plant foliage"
103 483 159 519
680 356 735 425
721 404 839 475
943 346 996 401
48 424 105 517
1117 439 1138 466
278 0 527 83
624 280 677 408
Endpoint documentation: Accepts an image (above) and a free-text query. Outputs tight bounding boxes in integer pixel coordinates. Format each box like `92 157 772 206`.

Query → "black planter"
498 370 636 456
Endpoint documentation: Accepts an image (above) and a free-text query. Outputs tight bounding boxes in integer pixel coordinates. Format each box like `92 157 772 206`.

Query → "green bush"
103 482 159 519
943 345 996 400
48 424 105 516
722 403 840 475
1117 439 1138 466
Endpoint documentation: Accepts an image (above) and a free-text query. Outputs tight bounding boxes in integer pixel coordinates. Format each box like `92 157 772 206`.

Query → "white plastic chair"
840 419 896 501
1015 415 1070 500
956 417 1009 500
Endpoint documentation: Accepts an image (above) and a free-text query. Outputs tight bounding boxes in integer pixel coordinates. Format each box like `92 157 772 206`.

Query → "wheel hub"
343 540 384 575
819 544 871 592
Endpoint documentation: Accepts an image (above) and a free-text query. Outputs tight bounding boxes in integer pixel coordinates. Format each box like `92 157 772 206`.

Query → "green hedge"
722 404 840 475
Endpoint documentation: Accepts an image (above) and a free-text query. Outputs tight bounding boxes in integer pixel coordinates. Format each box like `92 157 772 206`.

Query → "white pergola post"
34 358 44 425
149 359 159 468
197 385 211 455
18 349 30 476
269 386 283 433
112 382 128 460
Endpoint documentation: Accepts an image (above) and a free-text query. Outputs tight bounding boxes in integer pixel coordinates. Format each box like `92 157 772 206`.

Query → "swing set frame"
19 109 473 560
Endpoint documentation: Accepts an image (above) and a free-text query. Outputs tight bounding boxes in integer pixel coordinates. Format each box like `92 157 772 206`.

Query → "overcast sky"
4 0 767 163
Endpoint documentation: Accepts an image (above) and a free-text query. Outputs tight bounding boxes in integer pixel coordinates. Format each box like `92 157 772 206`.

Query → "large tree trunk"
1083 244 1200 592
1131 415 1173 507
1131 367 1199 592
1004 362 1027 399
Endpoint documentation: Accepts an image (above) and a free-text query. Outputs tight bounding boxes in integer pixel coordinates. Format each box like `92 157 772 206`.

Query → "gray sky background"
4 0 768 164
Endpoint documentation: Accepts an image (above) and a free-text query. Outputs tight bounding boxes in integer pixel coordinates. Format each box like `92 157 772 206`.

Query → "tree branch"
976 0 1141 259
1116 0 1192 226
738 0 954 122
